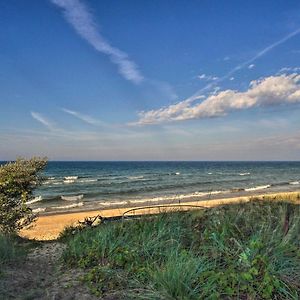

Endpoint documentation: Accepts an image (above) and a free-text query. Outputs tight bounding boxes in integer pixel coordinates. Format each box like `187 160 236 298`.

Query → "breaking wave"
50 202 84 210
61 194 84 201
26 196 43 205
245 185 271 192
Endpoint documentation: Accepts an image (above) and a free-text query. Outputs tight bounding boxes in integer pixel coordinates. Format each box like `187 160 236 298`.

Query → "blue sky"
1 0 300 160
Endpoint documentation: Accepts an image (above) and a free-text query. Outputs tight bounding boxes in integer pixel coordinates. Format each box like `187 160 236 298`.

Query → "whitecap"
26 196 43 205
127 176 144 180
51 202 84 210
78 178 98 183
245 185 271 192
289 181 299 185
63 179 76 184
64 176 78 180
61 194 84 201
99 201 129 206
32 207 46 213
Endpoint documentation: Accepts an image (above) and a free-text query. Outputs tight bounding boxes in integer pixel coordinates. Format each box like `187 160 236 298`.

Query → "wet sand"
20 191 300 241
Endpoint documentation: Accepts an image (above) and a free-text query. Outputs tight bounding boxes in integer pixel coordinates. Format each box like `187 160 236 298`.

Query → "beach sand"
20 191 300 241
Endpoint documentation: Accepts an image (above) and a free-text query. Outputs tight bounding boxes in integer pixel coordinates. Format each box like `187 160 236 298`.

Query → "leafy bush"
0 157 47 233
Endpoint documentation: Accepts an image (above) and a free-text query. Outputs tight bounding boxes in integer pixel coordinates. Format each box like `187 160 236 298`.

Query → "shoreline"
32 185 300 216
20 190 300 241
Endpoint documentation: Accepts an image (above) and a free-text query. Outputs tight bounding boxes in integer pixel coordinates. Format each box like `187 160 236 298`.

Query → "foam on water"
61 194 84 201
245 185 271 192
26 196 43 205
51 202 84 210
32 207 46 213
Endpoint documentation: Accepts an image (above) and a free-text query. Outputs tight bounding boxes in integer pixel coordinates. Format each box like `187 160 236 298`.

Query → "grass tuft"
0 234 27 267
62 200 300 299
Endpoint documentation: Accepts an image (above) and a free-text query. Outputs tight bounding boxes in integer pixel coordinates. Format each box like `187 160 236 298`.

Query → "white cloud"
197 73 219 81
229 77 235 81
51 0 143 84
279 67 300 73
248 64 255 69
134 27 300 125
62 108 103 126
135 73 300 124
31 112 55 130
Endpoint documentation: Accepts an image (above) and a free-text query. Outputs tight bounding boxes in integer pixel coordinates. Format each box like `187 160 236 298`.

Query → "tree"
0 157 47 234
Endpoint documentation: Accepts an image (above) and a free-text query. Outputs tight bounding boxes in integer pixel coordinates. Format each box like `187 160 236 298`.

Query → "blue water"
22 161 300 213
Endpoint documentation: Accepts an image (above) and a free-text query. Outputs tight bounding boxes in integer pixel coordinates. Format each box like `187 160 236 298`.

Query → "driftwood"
78 214 103 227
122 204 206 218
283 204 292 236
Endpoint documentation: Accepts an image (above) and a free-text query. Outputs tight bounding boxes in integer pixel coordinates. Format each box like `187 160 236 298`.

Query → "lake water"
20 161 300 213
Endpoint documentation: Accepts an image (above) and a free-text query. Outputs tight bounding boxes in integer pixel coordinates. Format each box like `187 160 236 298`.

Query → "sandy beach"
20 191 300 241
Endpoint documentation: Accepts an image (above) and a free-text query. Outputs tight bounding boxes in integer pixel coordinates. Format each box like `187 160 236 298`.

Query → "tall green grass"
0 234 26 267
62 200 300 299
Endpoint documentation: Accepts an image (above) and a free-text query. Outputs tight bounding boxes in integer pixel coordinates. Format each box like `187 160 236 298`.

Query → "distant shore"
20 191 300 241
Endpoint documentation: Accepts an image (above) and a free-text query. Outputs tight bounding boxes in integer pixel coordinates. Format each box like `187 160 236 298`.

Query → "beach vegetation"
61 199 300 299
0 157 47 234
0 234 28 268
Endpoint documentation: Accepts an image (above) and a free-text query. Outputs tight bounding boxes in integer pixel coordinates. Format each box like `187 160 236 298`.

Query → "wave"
32 207 46 213
127 176 144 180
97 190 227 207
239 172 250 176
99 201 130 206
64 176 78 180
63 179 76 184
289 181 299 185
50 202 84 210
78 178 98 183
245 185 271 192
26 196 43 205
61 194 84 201
131 190 225 204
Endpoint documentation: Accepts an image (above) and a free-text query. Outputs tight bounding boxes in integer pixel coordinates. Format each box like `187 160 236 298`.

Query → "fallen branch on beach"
78 215 103 227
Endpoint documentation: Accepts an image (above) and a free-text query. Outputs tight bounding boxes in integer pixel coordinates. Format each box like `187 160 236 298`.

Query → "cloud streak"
51 0 143 84
31 112 56 130
62 108 103 125
135 27 300 124
136 73 300 124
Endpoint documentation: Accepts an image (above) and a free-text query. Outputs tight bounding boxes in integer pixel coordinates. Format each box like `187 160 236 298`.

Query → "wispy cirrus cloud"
135 73 300 124
51 0 143 84
31 111 56 130
135 27 300 125
279 66 300 73
197 73 219 81
62 108 103 126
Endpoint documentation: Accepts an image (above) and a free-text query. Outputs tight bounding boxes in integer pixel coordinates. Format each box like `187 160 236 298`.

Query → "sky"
0 0 300 161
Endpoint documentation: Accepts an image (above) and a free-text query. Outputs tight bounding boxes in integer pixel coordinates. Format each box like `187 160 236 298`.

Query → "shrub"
0 157 47 233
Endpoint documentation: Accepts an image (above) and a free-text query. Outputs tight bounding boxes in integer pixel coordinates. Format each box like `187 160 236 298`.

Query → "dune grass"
61 199 300 299
0 234 27 268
